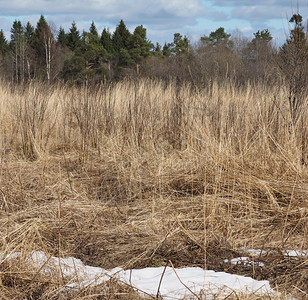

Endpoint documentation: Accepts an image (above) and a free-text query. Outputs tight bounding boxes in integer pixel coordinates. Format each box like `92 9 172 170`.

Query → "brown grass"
0 79 307 299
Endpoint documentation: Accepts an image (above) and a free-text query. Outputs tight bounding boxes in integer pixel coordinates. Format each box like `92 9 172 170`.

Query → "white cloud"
211 0 307 7
209 1 308 21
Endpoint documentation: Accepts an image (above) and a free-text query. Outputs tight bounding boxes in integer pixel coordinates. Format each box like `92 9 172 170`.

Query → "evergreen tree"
279 14 308 125
252 29 272 43
67 21 81 51
129 25 153 72
89 21 98 38
10 20 26 82
23 22 35 80
0 29 9 56
172 33 189 55
24 22 34 45
289 14 306 45
33 15 48 47
201 27 232 48
57 26 68 47
163 42 172 57
118 48 134 66
10 20 24 43
153 42 163 57
244 29 273 62
62 26 108 84
33 15 51 56
62 55 85 83
101 28 113 53
112 19 131 52
33 15 55 81
84 22 100 45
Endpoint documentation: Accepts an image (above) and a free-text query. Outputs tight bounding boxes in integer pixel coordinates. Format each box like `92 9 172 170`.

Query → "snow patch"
0 251 278 299
224 257 265 267
243 249 308 258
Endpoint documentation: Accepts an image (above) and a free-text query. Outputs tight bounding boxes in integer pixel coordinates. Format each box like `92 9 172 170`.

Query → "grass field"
0 79 307 299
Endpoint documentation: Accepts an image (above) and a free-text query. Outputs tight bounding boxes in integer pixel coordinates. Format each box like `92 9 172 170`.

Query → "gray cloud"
0 0 307 45
0 0 204 27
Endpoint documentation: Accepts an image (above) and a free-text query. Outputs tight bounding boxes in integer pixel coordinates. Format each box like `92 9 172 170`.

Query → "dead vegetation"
0 79 307 299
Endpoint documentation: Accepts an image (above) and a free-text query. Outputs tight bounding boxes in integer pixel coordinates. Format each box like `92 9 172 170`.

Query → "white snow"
0 251 279 299
116 266 275 299
243 249 308 258
283 250 308 257
224 257 265 267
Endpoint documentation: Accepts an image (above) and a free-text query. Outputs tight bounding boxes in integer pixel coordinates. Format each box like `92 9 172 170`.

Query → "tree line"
0 16 189 84
0 14 307 91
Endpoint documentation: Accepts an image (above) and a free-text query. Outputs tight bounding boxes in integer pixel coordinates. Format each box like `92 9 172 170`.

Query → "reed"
0 79 306 299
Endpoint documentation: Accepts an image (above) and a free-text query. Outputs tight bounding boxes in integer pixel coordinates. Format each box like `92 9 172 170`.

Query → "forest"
0 13 306 89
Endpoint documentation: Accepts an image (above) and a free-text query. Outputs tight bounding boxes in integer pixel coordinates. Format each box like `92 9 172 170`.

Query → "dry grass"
0 79 307 299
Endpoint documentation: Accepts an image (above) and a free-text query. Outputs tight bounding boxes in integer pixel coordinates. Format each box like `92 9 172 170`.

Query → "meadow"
0 79 307 299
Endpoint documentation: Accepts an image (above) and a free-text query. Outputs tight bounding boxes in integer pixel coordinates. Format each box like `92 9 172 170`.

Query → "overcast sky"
0 0 307 46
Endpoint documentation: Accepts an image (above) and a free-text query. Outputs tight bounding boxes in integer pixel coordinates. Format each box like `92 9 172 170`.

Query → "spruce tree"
23 22 35 81
33 15 55 81
24 22 34 45
11 20 24 43
86 22 100 44
10 20 25 82
112 19 131 52
89 21 98 37
101 28 113 53
57 26 68 47
33 15 49 47
0 29 9 56
67 21 81 51
33 15 51 56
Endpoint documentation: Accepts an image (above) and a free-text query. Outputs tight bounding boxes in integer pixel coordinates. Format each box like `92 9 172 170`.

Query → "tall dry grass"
0 79 307 299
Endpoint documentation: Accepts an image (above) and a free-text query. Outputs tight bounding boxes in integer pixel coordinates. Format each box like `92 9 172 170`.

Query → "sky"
0 0 307 47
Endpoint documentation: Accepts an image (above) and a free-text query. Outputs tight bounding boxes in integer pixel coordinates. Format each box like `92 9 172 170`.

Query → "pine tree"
62 23 108 84
245 29 273 62
252 29 272 43
153 42 163 57
129 25 153 72
172 33 189 55
163 42 172 57
201 27 232 48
